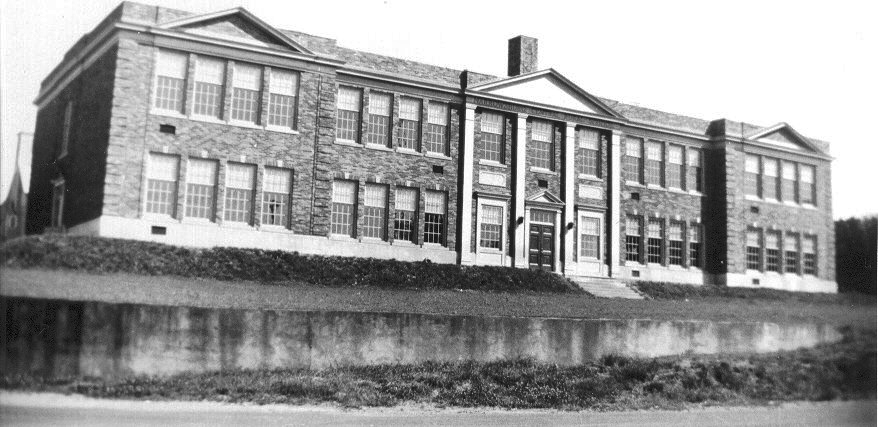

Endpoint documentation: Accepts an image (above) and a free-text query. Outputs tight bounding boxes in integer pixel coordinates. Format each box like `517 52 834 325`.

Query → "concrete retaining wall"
2 297 842 378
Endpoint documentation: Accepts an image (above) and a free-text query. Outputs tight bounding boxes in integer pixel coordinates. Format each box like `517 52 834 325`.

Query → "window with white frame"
765 230 781 272
781 161 797 203
60 101 73 158
145 153 179 217
481 112 504 163
224 163 255 224
479 203 503 250
336 87 361 142
366 92 391 147
646 218 663 264
687 148 703 192
185 158 217 220
800 165 816 205
784 233 799 274
193 56 225 118
423 190 446 245
763 158 779 200
230 63 261 123
577 128 600 177
746 228 762 270
262 167 291 227
154 50 187 113
645 141 663 186
51 178 65 228
667 145 683 189
331 180 357 237
625 215 641 262
530 120 554 170
579 216 600 259
624 137 642 183
425 102 448 155
267 69 299 129
668 221 684 265
398 97 421 150
363 184 388 240
393 187 417 242
744 154 761 197
803 235 817 275
689 223 702 267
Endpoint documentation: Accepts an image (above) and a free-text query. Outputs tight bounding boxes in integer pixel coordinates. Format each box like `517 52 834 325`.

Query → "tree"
835 216 877 294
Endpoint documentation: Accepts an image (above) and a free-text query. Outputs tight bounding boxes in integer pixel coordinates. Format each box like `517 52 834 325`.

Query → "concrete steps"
568 276 645 299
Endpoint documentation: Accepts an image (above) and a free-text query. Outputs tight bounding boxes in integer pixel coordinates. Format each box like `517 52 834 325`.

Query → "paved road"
1 392 875 426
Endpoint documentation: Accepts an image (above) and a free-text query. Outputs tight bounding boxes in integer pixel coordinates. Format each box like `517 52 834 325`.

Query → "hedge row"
1 235 584 294
633 281 859 304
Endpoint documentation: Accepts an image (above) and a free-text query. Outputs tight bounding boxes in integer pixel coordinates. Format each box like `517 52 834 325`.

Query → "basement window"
537 179 548 188
432 165 444 174
151 226 167 235
630 192 640 201
159 124 176 134
750 206 760 214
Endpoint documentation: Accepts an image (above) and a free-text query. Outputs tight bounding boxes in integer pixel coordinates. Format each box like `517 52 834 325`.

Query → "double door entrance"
528 223 555 271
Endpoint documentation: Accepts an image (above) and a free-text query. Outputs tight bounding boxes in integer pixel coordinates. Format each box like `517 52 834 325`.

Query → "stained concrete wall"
2 297 841 378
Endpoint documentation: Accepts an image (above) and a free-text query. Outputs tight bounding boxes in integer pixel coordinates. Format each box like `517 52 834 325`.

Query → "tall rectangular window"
577 128 600 177
746 228 762 270
154 50 187 113
802 235 817 275
784 233 799 274
262 167 292 228
146 153 179 217
625 215 642 262
765 230 781 272
744 154 761 197
363 184 388 240
224 163 255 224
667 145 683 189
267 69 298 129
331 180 357 237
398 97 421 150
185 158 217 220
781 161 797 202
481 112 504 163
668 221 684 265
336 87 361 142
60 101 73 157
645 141 663 186
51 179 65 228
425 102 448 155
423 190 446 245
580 217 600 259
800 165 816 205
763 158 779 200
646 218 663 264
530 120 554 170
623 137 642 183
366 92 391 147
689 223 702 268
230 63 261 123
479 204 503 250
393 187 417 242
687 148 703 192
193 56 225 118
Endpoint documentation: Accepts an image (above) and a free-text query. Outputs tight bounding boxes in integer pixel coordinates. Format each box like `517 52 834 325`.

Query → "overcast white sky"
2 0 876 218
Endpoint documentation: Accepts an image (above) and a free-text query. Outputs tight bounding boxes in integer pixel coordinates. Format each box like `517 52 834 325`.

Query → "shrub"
633 281 868 304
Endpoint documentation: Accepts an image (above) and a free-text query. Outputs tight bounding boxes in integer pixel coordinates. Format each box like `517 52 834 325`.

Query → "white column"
459 104 477 264
609 130 623 277
563 123 576 275
513 113 528 268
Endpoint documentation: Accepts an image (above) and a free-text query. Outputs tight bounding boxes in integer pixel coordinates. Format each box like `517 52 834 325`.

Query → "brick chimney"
508 36 538 77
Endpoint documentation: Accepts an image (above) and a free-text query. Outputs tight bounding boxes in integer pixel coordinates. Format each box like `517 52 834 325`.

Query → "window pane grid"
185 184 214 219
367 114 391 147
479 205 503 249
193 82 223 118
765 231 781 272
785 234 799 273
746 229 761 270
687 149 702 192
363 185 387 240
223 188 252 223
337 109 360 141
578 128 599 176
394 188 417 242
530 140 552 170
668 222 683 265
262 193 288 227
146 179 176 216
580 217 600 259
803 236 817 275
482 132 503 163
154 76 185 112
645 142 662 186
689 224 701 267
398 119 420 150
624 138 642 182
268 94 296 128
423 191 446 245
331 181 356 236
231 88 260 123
647 219 663 264
425 123 447 154
625 216 641 262
800 166 815 204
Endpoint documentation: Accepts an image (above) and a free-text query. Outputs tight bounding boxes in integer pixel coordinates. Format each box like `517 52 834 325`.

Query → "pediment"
471 70 622 118
526 190 564 206
747 123 821 153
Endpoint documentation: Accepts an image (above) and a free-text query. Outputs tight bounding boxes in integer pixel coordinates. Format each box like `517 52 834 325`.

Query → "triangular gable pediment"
158 8 313 54
746 123 822 153
526 190 564 205
471 69 622 118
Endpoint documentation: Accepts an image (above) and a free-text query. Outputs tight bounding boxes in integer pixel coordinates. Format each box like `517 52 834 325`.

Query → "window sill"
229 120 263 129
422 243 449 250
391 240 418 247
425 152 451 161
395 148 422 157
478 248 504 254
578 174 602 181
143 214 178 223
150 110 300 135
150 109 187 120
360 237 390 245
625 261 645 267
479 159 507 168
265 125 300 135
221 222 255 230
191 115 226 124
646 184 663 190
530 167 557 175
625 181 644 188
688 190 704 197
329 234 357 241
335 139 361 147
365 143 393 152
181 218 216 225
258 225 293 233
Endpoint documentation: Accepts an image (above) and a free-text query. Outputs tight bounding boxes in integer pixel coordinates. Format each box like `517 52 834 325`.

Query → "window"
363 184 388 240
765 230 781 272
224 163 255 224
623 137 643 183
193 56 225 118
689 223 702 268
580 217 600 259
60 101 73 157
646 218 663 264
154 50 187 113
398 97 421 150
625 215 641 262
668 221 684 265
530 120 554 170
423 190 446 245
784 233 799 274
230 63 261 123
645 141 663 186
803 235 817 275
336 87 361 142
393 187 417 242
744 154 761 197
746 228 762 270
366 92 392 147
479 204 503 250
267 69 298 129
481 112 504 163
425 102 448 155
781 161 797 202
763 158 779 200
145 153 179 216
687 148 703 192
800 165 816 205
185 158 217 220
51 178 65 228
331 180 357 237
577 128 600 177
262 167 291 227
667 145 683 189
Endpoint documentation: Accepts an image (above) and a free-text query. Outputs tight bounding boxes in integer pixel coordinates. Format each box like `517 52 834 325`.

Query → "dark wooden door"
528 224 555 271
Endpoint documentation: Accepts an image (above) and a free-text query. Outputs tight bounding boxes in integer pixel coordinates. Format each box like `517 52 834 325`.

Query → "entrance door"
529 224 555 271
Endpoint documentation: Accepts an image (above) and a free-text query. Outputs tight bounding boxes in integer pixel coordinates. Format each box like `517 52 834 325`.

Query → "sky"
1 0 876 218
